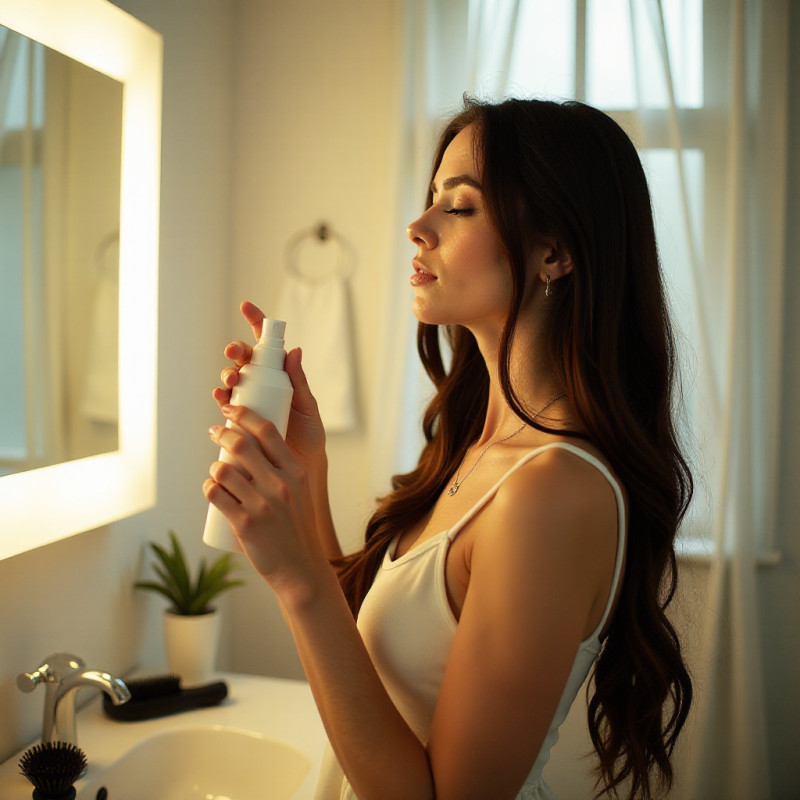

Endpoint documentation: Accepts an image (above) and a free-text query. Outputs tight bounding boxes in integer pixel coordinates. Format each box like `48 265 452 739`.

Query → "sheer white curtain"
624 3 788 798
368 0 519 495
370 2 788 795
671 3 788 797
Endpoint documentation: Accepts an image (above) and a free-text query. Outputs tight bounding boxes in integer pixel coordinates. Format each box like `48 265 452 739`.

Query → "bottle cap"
259 318 286 348
249 318 288 368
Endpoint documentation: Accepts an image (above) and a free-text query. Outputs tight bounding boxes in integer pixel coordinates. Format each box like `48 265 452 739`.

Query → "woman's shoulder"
480 440 623 554
506 438 620 497
466 440 625 639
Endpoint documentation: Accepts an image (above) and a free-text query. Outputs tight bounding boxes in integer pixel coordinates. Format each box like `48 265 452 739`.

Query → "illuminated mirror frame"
0 0 162 560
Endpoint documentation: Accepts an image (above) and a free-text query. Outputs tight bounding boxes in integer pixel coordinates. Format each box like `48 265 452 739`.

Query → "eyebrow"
430 175 483 195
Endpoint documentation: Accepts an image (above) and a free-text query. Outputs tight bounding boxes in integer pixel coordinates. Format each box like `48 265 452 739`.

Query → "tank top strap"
444 443 559 542
445 442 627 636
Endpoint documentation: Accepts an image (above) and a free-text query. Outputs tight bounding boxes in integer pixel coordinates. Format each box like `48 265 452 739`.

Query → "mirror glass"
0 26 123 477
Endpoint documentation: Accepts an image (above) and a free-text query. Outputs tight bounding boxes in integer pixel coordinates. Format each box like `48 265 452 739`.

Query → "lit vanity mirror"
0 0 162 560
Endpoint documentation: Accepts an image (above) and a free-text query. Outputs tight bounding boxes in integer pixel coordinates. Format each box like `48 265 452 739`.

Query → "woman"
205 97 693 800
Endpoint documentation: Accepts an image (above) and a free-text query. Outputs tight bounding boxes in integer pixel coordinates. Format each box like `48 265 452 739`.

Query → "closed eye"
444 208 475 217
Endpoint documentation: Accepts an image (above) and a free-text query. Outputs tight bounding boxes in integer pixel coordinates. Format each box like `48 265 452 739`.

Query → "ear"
530 238 573 287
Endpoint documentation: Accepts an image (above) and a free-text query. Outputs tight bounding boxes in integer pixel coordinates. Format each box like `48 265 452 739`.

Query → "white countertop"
0 671 328 800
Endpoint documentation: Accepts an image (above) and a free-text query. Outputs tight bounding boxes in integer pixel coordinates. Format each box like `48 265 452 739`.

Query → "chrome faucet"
17 653 131 745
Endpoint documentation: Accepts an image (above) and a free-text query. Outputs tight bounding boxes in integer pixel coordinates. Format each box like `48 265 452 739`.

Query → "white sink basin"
0 674 327 800
77 725 311 800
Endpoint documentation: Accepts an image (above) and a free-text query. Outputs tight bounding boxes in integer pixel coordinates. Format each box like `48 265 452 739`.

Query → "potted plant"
136 530 244 685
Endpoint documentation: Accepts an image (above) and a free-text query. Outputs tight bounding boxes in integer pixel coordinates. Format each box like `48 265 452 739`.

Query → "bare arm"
302 448 343 563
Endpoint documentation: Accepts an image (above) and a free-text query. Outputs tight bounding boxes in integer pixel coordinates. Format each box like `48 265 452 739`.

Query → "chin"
412 300 451 327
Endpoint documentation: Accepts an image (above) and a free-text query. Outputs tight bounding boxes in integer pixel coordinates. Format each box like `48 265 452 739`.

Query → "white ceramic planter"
163 609 221 686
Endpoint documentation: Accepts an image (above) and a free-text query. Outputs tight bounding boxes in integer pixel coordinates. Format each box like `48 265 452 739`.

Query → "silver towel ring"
284 222 352 283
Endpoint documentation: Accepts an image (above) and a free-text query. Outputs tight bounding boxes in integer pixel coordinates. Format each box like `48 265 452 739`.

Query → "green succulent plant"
135 530 244 615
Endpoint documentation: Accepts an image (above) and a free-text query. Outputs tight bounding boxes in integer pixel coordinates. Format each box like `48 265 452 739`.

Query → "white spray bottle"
203 318 294 552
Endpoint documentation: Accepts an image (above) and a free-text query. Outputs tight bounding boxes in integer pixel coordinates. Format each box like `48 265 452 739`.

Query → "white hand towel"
277 272 358 432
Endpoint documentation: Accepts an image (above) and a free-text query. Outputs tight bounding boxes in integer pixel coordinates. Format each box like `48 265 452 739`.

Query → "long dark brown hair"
334 97 693 799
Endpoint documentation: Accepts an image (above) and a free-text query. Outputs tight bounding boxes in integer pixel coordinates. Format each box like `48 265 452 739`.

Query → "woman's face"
406 125 512 332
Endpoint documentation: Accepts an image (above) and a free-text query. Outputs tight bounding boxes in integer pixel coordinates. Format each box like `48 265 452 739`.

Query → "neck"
467 313 568 446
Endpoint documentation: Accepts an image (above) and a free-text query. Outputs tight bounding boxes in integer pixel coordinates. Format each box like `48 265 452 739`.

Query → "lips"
412 259 436 278
411 260 437 287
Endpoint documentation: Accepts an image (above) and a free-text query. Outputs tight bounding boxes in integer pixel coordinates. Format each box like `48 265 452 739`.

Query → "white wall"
218 0 403 678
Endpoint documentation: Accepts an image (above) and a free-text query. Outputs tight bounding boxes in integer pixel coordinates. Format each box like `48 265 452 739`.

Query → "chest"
392 479 496 621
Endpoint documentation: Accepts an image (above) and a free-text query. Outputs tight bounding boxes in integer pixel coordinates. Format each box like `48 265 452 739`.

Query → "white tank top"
314 442 627 800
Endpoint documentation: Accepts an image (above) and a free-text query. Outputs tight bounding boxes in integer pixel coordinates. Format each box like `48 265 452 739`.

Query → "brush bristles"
125 673 181 700
19 742 87 795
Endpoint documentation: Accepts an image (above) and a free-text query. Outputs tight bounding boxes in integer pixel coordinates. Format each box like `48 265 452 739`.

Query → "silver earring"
545 274 552 297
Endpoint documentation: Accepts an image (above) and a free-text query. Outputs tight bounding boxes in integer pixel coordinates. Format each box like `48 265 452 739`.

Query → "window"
411 0 721 543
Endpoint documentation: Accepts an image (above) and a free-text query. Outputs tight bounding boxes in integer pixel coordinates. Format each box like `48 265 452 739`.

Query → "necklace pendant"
447 483 460 496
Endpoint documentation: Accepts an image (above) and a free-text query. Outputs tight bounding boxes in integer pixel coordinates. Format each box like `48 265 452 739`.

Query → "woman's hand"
210 301 343 563
203 404 330 603
214 301 327 470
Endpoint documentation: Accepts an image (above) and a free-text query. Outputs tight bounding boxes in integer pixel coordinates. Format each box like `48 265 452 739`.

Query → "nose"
406 213 437 249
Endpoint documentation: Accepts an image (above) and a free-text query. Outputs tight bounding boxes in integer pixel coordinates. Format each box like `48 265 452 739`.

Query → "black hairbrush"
102 673 228 721
19 741 87 800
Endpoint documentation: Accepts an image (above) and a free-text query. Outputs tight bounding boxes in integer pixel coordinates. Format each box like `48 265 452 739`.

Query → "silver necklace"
447 392 566 497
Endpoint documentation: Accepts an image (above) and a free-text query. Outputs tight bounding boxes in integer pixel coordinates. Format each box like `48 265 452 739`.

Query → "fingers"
206 410 302 524
284 347 306 389
212 405 294 472
202 477 240 515
212 299 263 404
220 365 238 389
284 348 319 415
214 338 253 406
206 425 277 510
224 339 253 367
213 386 232 407
240 300 266 342
206 458 252 502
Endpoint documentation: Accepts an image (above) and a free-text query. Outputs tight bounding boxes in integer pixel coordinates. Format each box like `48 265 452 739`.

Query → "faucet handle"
17 653 86 692
16 670 45 693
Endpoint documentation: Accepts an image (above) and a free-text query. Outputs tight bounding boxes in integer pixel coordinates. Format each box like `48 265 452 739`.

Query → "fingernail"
220 404 234 415
208 425 221 437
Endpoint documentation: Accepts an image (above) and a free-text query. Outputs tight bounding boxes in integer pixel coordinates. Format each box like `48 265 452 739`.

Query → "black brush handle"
103 680 228 721
180 681 230 706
